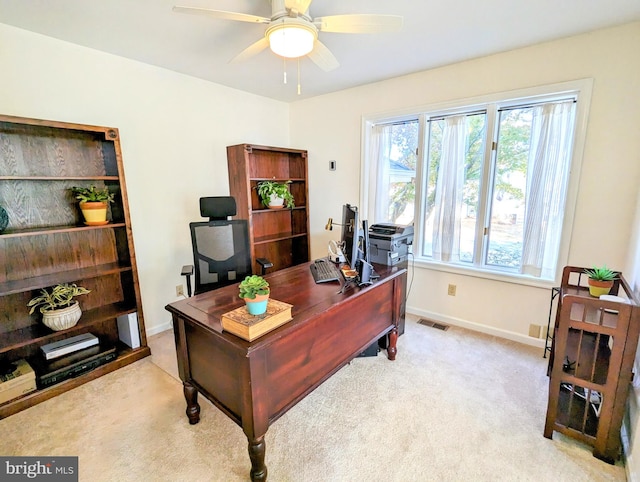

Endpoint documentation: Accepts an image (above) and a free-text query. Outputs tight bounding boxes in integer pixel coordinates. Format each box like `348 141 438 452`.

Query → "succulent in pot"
238 275 270 315
583 265 617 297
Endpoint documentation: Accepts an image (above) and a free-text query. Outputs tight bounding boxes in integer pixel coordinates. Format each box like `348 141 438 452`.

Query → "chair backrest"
190 197 252 295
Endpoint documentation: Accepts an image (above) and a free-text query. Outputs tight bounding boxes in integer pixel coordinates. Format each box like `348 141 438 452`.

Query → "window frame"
361 79 593 288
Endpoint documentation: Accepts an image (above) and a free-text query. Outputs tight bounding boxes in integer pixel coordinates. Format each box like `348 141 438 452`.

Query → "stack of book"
0 359 36 404
221 299 293 341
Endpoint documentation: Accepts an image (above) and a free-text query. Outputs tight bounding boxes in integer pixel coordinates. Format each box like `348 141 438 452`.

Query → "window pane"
384 122 418 224
422 114 485 262
486 108 532 268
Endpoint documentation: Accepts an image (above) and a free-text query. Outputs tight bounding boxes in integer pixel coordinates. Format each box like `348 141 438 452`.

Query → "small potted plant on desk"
28 283 91 331
256 180 295 209
239 275 270 315
70 185 115 225
584 265 617 297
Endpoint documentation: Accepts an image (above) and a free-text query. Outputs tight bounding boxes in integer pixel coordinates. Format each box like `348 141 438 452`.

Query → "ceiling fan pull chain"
283 57 287 84
297 58 301 95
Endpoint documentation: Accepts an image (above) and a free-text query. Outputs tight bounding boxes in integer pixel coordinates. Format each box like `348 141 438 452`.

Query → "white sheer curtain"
367 124 392 223
520 101 575 277
432 115 467 262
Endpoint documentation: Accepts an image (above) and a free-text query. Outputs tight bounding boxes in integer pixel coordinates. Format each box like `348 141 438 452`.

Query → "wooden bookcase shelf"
1 262 132 296
0 176 120 181
544 266 640 463
0 222 127 239
0 114 150 418
227 144 310 273
0 343 149 419
0 302 138 353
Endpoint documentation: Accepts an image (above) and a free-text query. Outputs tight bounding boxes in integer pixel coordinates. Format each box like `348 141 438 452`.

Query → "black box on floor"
357 342 380 358
30 345 117 388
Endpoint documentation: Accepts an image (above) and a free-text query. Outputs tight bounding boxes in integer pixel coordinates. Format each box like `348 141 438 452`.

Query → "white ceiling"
1 0 639 103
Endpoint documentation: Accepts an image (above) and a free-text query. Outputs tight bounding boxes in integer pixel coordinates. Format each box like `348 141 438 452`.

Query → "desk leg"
183 382 201 425
248 435 267 482
387 327 398 361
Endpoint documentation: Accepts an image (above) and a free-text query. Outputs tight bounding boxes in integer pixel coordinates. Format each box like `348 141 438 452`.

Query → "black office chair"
181 197 272 297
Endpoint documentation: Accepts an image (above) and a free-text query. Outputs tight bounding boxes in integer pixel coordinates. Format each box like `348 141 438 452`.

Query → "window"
363 82 590 282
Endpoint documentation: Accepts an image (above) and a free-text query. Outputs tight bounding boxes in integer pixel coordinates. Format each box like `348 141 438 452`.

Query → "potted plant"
238 275 270 315
70 185 115 225
584 266 617 297
256 180 295 209
28 283 91 331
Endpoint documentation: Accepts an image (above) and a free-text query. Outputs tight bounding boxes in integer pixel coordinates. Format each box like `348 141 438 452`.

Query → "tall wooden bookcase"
544 266 640 462
227 144 310 274
0 114 150 418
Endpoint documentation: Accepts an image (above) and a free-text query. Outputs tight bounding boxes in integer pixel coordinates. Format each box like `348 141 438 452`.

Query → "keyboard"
310 259 341 283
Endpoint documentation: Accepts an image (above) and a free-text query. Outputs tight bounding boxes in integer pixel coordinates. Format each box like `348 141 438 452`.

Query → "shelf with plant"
0 301 138 354
255 180 296 209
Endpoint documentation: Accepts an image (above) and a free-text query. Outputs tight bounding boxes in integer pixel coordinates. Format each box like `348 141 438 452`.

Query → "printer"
368 223 414 266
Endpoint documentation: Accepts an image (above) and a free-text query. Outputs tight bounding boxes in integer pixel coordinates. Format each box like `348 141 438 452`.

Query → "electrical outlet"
176 284 184 297
447 284 456 296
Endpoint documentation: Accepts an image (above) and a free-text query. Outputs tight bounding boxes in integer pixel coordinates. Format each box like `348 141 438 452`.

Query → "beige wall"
0 23 290 334
290 21 640 347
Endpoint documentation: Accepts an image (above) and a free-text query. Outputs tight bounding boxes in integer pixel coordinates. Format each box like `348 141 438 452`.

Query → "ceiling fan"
173 0 403 72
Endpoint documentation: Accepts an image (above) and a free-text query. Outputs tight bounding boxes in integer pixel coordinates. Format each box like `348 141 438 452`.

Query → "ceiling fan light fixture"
267 20 316 58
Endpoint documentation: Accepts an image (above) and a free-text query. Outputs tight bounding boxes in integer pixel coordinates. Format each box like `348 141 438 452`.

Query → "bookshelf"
0 114 150 418
226 144 310 273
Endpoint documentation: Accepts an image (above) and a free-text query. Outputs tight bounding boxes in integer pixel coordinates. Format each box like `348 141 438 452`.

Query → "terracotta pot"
588 278 613 297
243 292 270 315
80 201 109 225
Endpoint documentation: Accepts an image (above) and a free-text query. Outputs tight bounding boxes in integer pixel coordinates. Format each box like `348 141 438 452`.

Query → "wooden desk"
165 261 407 481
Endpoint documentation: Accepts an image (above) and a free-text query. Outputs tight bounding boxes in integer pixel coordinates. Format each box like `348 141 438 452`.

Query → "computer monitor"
341 204 359 269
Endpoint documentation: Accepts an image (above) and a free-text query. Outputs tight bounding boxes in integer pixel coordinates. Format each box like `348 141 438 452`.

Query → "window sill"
411 257 558 290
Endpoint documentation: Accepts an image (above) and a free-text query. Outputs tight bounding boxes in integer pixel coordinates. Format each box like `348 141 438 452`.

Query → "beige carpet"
0 315 626 481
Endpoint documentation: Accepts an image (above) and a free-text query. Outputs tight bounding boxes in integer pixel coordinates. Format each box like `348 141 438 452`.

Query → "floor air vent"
418 319 450 331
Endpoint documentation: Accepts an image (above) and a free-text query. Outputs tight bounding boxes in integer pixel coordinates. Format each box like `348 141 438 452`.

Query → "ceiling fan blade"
230 37 270 64
307 41 339 72
314 14 403 34
172 6 270 24
284 0 313 15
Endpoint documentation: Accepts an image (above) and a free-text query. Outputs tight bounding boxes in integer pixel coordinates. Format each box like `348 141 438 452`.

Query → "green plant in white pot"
256 180 295 209
28 283 91 331
238 275 270 315
583 266 617 297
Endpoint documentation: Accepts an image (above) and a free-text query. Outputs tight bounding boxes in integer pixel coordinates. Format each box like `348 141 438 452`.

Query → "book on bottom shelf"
221 299 293 341
0 359 36 404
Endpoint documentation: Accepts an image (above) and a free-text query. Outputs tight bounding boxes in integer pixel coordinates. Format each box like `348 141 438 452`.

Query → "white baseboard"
145 320 173 337
406 306 546 349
